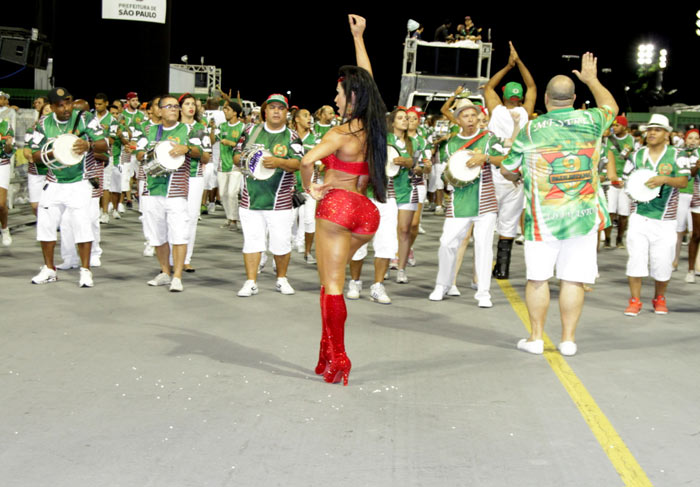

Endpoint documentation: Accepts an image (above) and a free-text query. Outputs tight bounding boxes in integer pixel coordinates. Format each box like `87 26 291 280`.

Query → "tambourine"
40 134 84 171
241 144 276 180
386 145 401 177
444 150 480 188
142 141 185 177
625 168 660 203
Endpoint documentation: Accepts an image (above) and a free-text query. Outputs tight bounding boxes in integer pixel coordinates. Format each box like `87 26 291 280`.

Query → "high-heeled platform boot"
322 293 351 386
314 286 331 375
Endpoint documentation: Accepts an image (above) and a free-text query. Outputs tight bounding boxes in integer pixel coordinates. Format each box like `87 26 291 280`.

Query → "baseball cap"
48 87 72 104
503 82 523 100
264 94 289 108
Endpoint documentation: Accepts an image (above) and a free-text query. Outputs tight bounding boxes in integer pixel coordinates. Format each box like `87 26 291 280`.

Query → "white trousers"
435 212 497 300
217 171 242 221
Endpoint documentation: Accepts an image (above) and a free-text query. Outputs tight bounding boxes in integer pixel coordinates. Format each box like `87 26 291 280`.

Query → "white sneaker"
56 261 79 270
79 267 94 288
418 225 426 235
477 296 493 308
347 280 362 300
396 269 408 284
407 249 416 267
685 272 696 283
32 265 57 284
143 243 155 257
99 212 110 224
112 209 121 220
207 202 216 214
389 258 399 270
434 205 444 216
1 228 12 246
517 339 544 355
304 253 316 264
369 282 391 304
470 281 478 290
117 203 125 213
238 279 258 297
148 272 171 286
276 277 295 295
169 277 184 292
515 235 524 245
429 285 447 301
90 256 102 267
447 285 461 296
558 341 577 356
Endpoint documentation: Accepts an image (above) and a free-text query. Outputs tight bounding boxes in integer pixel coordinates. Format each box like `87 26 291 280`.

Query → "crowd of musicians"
0 43 698 324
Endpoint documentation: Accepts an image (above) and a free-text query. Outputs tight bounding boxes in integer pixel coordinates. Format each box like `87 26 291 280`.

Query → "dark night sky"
2 2 699 114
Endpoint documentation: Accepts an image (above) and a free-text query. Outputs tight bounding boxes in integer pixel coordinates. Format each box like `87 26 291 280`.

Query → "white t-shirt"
488 104 528 184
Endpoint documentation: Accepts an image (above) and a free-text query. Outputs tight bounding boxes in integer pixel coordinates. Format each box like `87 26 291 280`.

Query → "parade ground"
1 207 698 487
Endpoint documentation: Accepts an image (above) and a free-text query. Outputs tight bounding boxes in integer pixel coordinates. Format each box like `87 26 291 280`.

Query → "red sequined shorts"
316 189 380 235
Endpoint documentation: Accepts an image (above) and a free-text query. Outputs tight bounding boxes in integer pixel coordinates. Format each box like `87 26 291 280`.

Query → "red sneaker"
624 297 643 316
652 295 668 315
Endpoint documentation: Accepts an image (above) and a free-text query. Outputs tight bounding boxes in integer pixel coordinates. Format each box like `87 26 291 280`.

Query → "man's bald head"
545 75 576 109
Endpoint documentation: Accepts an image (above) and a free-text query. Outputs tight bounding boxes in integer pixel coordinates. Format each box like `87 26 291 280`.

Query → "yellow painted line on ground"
497 278 653 487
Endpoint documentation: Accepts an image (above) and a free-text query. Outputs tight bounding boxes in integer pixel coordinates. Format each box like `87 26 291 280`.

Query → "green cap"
503 82 523 100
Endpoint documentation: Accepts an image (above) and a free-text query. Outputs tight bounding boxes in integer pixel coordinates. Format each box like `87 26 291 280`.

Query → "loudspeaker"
0 37 50 69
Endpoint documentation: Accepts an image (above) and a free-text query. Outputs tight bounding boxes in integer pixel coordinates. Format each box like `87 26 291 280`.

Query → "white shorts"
397 202 418 212
607 185 631 216
203 161 218 190
239 208 293 255
302 195 317 233
676 193 693 232
416 183 427 203
142 196 189 246
119 155 136 190
351 198 398 260
0 164 9 190
428 162 446 192
495 182 524 238
102 164 112 191
37 180 94 243
524 230 598 284
28 173 46 203
626 213 676 281
109 164 123 193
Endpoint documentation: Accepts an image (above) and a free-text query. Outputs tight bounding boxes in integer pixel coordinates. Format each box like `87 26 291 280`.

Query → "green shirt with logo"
502 106 614 241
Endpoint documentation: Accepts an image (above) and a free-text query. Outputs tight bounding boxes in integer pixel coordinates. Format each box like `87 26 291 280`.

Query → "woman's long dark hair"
178 93 202 124
339 65 387 202
387 108 413 157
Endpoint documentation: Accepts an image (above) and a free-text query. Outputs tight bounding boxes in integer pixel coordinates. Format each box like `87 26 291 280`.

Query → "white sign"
102 0 167 25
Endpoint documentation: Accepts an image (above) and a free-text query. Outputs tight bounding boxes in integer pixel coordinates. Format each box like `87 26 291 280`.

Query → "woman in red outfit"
300 14 387 385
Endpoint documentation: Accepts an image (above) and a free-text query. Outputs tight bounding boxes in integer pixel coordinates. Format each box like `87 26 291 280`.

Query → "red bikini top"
322 154 369 176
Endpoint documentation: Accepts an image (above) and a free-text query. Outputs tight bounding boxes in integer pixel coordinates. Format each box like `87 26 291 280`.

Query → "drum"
444 150 480 188
625 168 660 203
241 144 276 180
386 145 401 177
40 134 83 171
142 141 185 177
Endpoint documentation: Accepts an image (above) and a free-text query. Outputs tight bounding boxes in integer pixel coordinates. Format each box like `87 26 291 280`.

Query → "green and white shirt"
135 122 192 198
30 110 105 184
502 106 614 241
295 131 320 191
313 122 332 139
235 123 304 210
186 120 212 177
622 145 691 221
0 119 14 166
217 120 244 172
439 130 504 218
608 132 635 178
387 133 416 204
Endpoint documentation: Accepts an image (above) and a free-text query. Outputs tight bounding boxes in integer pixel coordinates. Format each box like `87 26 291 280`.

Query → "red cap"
614 115 628 127
685 129 699 139
126 91 138 100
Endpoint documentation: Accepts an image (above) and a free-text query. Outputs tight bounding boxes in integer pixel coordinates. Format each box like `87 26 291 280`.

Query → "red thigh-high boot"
322 293 351 386
315 286 331 375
